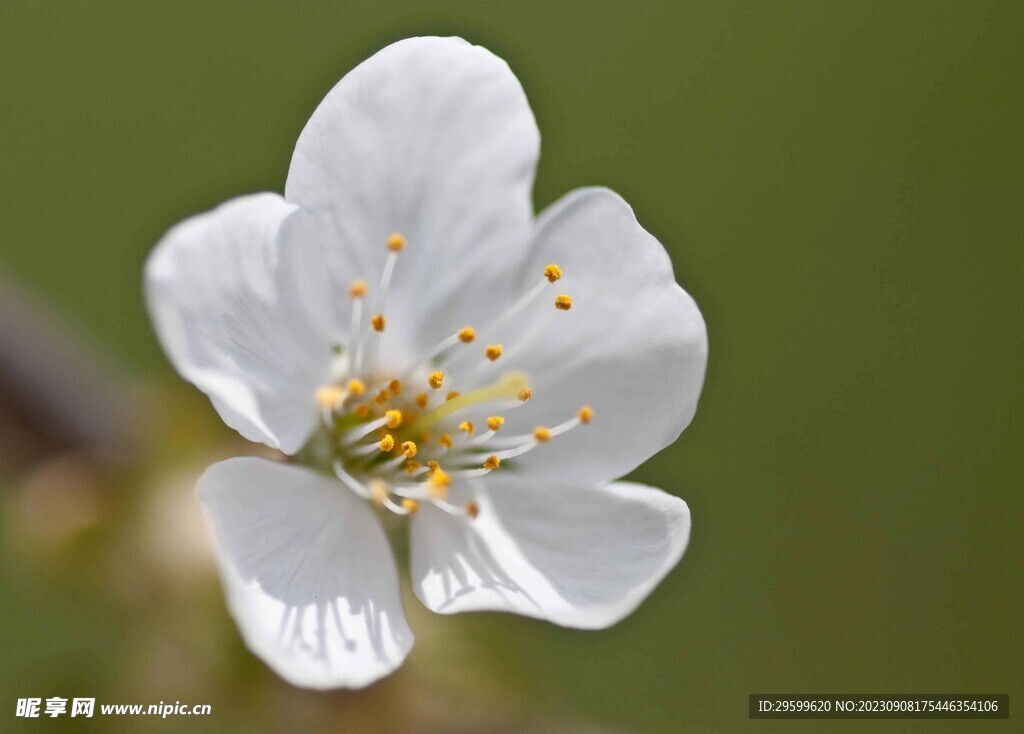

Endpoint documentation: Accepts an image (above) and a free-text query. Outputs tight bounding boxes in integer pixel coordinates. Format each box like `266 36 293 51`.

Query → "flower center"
303 233 592 521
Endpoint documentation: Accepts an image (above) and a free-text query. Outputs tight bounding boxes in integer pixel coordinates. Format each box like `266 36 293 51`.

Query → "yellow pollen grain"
388 379 402 394
373 389 390 405
483 455 501 470
533 426 552 443
315 385 345 408
354 404 371 418
371 314 386 331
401 498 420 515
385 409 403 428
465 501 480 519
346 378 366 396
387 233 407 252
458 326 476 343
438 433 453 448
426 460 439 475
518 386 533 402
486 415 505 431
401 440 417 458
485 344 503 361
578 405 594 424
415 392 429 408
348 279 368 298
405 460 422 475
544 263 562 283
446 391 460 401
554 294 573 311
378 434 395 452
458 421 474 435
428 371 444 389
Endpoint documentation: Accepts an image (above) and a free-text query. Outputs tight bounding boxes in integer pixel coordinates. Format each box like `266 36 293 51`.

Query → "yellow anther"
578 405 594 424
544 263 562 283
405 460 422 475
401 440 417 458
428 371 444 389
387 233 407 252
354 404 371 418
415 392 429 408
401 498 420 515
465 501 480 519
438 434 453 448
315 385 346 408
486 415 505 431
485 344 503 361
371 313 386 331
379 434 395 452
555 294 573 311
458 421 475 435
419 431 433 444
446 391 460 401
385 409 403 429
533 426 552 443
518 386 533 402
388 379 402 394
483 455 501 470
426 460 439 475
430 468 451 487
458 326 476 343
369 480 389 505
373 389 390 405
346 378 366 396
428 469 451 499
348 279 368 298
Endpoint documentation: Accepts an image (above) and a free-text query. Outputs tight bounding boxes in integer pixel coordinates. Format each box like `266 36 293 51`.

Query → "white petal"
145 194 333 454
484 187 708 485
285 37 540 362
198 457 413 689
410 478 690 629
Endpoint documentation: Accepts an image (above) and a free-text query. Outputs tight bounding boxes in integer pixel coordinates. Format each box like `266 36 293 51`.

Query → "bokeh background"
1 1 1021 732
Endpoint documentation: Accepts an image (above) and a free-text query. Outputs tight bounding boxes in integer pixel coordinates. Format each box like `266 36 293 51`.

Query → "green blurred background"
1 1 1021 732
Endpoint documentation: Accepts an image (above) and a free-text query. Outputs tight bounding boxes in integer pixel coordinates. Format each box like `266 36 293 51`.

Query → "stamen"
372 389 390 405
578 405 594 423
401 499 420 514
483 455 501 470
554 294 573 311
459 326 476 343
354 404 371 418
438 434 453 448
534 426 552 442
401 440 417 458
415 393 429 408
315 385 347 410
371 314 386 331
389 379 402 394
446 391 460 401
428 371 444 389
384 409 403 429
485 344 503 361
465 501 480 519
544 263 562 283
379 434 395 452
400 325 478 380
387 233 407 252
348 280 368 298
518 386 532 402
428 469 451 498
346 378 366 396
458 421 475 436
486 416 505 431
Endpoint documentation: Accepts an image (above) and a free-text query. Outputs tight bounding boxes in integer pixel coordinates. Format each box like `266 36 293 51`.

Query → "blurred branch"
0 269 133 476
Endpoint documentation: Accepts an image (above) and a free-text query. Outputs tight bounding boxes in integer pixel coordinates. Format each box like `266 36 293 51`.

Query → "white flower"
145 37 707 689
